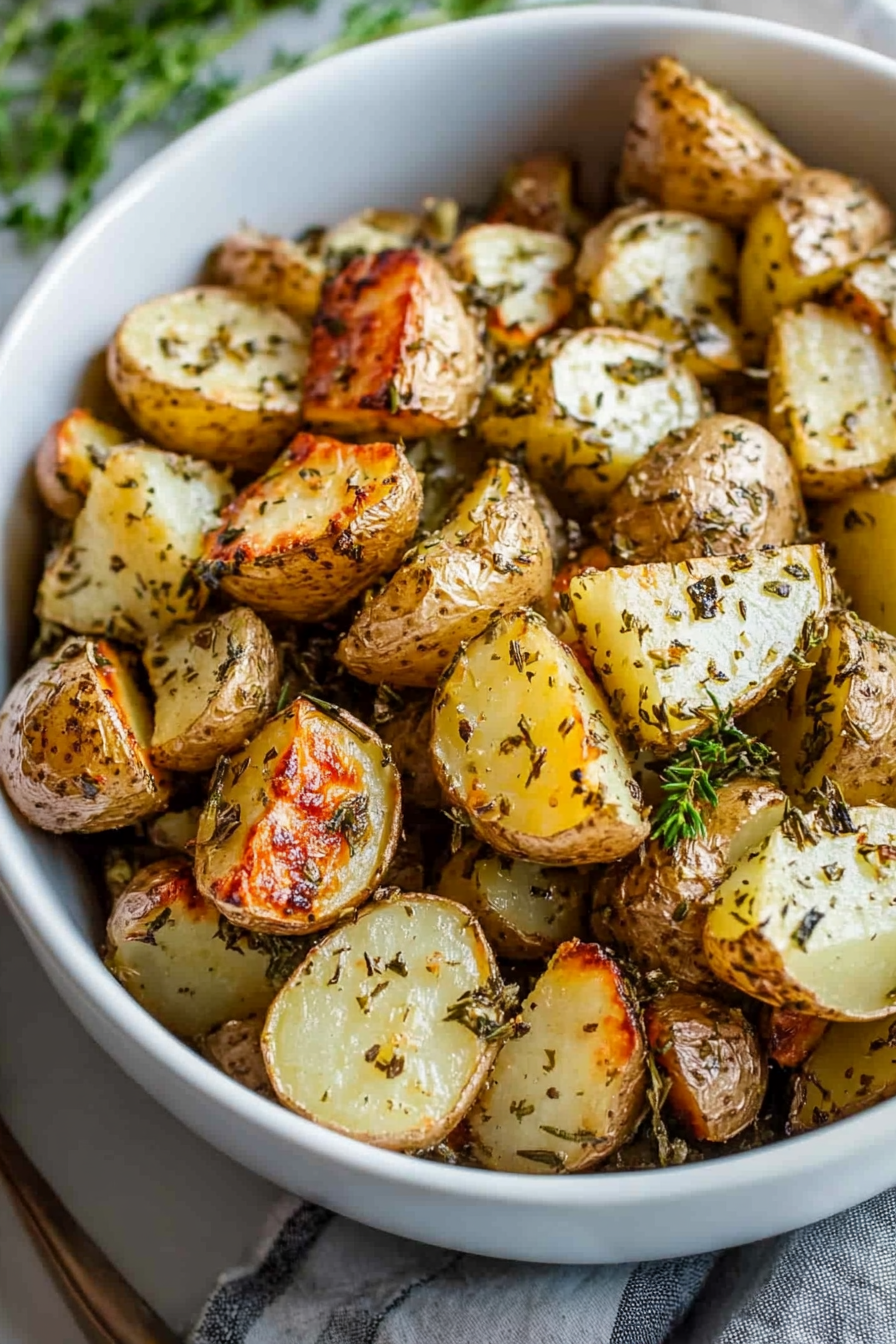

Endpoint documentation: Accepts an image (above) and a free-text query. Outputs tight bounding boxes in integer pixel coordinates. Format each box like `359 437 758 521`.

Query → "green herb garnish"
444 976 528 1042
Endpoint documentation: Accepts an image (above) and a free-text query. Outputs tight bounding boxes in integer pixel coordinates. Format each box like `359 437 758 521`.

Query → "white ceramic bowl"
3 5 896 1264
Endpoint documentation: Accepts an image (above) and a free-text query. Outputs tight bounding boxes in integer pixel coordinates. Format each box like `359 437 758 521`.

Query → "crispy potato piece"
338 460 552 687
34 409 129 519
322 209 420 265
768 305 896 499
761 1006 827 1069
107 286 309 471
262 894 498 1149
818 481 896 636
576 208 742 380
431 609 649 865
570 544 831 752
704 802 896 1019
439 840 588 958
789 1014 896 1132
467 941 647 1172
202 1016 272 1096
0 637 170 833
477 327 705 515
487 153 589 238
593 779 786 993
741 170 893 354
646 991 766 1142
618 56 802 228
604 415 805 565
546 543 614 644
378 693 443 811
144 607 280 772
449 224 574 346
201 432 421 622
303 250 484 437
37 443 230 644
207 229 325 320
834 248 896 347
194 696 400 935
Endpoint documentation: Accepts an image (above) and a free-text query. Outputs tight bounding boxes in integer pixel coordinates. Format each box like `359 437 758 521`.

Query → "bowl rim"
3 2 896 1206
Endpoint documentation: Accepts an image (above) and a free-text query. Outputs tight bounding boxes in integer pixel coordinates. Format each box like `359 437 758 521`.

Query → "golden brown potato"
377 693 443 811
207 228 325 320
604 415 806 565
202 1017 272 1096
107 287 309 471
0 637 170 833
337 460 552 687
449 224 574 346
789 1014 896 1132
194 695 400 935
302 250 484 437
618 56 802 228
487 153 589 238
201 432 421 622
34 409 128 519
143 607 280 772
761 1006 827 1069
833 247 896 347
645 991 766 1142
818 482 896 636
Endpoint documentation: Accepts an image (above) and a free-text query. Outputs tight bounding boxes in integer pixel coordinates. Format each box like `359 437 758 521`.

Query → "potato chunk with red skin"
303 249 484 437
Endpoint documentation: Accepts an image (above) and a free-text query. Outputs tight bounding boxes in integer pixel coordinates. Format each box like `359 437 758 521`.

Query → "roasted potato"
767 305 896 499
569 544 832 753
466 941 647 1173
202 1016 272 1096
262 894 498 1149
146 806 201 853
207 228 325 320
833 247 896 347
337 460 552 687
704 801 896 1020
487 153 589 238
0 637 170 832
818 482 896 636
761 1006 827 1069
645 991 766 1142
476 327 705 515
322 209 420 265
201 432 421 622
618 56 802 228
194 695 400 935
576 208 742 380
143 607 280 772
107 286 309 471
449 224 574 346
789 1014 896 1132
35 409 129 519
431 608 649 865
302 250 484 437
604 415 806 565
37 443 230 644
438 840 589 958
377 692 443 811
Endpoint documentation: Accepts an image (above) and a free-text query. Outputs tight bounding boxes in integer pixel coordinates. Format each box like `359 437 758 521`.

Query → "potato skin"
833 248 896 348
202 1017 273 1096
35 409 128 519
788 1014 896 1133
487 153 588 238
760 1006 827 1069
207 229 324 320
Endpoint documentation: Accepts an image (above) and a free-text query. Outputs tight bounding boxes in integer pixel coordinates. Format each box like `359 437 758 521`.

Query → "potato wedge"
466 941 647 1173
106 858 293 1038
201 432 421 622
576 208 742 380
37 443 230 644
431 609 649 865
202 1016 272 1096
833 247 896 347
645 991 766 1142
0 637 170 833
438 840 588 958
337 460 552 687
194 695 400 935
377 693 443 811
107 286 309 471
487 153 589 238
477 327 705 515
207 229 325 320
262 894 498 1149
449 224 574 346
618 56 802 228
604 415 806 565
768 305 896 499
741 170 893 354
35 409 129 519
761 1006 827 1069
143 607 280 772
303 250 484 437
789 1014 896 1132
704 802 896 1019
569 544 831 753
818 482 896 636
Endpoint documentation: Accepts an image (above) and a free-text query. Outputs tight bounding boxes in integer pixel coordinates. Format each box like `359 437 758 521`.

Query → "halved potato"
576 208 742 380
322 209 420 265
438 841 588 958
37 443 230 644
618 55 802 228
105 858 291 1038
466 941 647 1173
0 637 170 832
704 802 896 1019
768 305 896 499
35 409 129 519
569 544 831 752
833 247 896 347
431 609 649 865
604 415 806 565
337 460 552 687
201 432 421 622
202 1017 272 1096
207 229 325 320
303 250 484 437
761 1006 827 1069
194 695 400 935
449 224 574 346
487 153 589 238
107 287 309 471
143 607 280 772
262 894 498 1149
789 1014 896 1132
377 693 443 811
818 482 896 636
